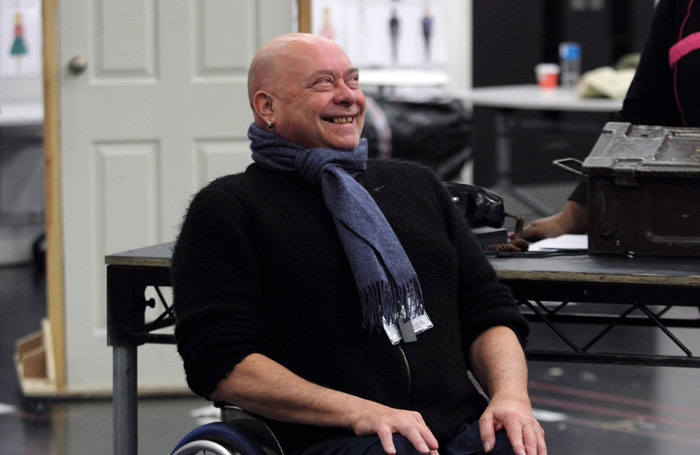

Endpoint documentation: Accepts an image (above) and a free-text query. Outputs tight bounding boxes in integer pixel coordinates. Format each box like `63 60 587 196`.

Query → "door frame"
42 0 65 391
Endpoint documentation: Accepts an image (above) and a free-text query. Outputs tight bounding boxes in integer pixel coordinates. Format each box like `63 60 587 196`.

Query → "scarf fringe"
360 277 425 332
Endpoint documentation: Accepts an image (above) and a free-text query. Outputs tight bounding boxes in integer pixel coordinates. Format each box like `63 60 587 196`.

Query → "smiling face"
249 34 366 150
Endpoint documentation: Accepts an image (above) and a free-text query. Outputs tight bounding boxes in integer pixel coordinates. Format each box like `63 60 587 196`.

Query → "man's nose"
334 81 358 105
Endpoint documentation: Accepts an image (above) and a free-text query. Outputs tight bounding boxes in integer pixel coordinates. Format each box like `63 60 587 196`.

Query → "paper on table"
529 234 588 251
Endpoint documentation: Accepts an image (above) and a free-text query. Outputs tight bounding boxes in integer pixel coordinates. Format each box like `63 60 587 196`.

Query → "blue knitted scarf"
248 123 424 332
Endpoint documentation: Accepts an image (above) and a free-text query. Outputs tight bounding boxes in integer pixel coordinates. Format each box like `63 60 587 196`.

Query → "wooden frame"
42 0 66 392
298 0 311 32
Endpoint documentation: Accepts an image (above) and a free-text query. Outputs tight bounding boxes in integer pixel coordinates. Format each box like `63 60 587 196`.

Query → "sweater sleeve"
567 180 588 204
172 182 270 399
429 174 529 350
615 0 681 127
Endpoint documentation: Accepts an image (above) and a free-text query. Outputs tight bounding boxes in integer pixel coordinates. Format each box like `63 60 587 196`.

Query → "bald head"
248 33 345 106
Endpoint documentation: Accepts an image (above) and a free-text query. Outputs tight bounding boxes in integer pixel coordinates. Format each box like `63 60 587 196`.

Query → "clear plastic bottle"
559 42 581 90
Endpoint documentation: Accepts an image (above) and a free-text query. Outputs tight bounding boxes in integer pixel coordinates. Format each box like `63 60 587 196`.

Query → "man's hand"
468 327 547 455
479 393 546 455
522 200 588 242
351 402 439 455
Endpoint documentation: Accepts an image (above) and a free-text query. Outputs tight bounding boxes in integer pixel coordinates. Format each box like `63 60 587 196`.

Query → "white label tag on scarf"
382 313 433 345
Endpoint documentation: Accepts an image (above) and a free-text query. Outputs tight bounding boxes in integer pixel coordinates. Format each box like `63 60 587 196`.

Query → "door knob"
68 56 88 74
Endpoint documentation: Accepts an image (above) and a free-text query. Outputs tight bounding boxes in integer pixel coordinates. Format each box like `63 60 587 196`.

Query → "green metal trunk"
585 122 700 257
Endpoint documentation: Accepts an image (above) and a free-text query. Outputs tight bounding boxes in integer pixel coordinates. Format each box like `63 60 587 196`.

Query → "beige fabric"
577 66 636 99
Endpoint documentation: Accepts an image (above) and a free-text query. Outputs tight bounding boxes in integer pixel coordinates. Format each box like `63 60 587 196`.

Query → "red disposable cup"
535 63 560 89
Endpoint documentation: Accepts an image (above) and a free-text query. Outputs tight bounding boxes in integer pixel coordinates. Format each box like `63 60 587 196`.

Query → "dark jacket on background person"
569 0 700 203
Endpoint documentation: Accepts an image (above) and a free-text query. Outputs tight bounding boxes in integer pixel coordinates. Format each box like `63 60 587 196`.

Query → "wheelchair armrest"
218 404 284 455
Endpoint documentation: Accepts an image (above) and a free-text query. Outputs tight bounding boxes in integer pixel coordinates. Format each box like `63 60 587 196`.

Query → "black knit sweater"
172 159 528 453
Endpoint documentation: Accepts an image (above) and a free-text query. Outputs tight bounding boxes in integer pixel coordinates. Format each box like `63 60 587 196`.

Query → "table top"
105 242 174 267
106 242 700 287
359 68 450 87
489 253 700 286
455 84 622 112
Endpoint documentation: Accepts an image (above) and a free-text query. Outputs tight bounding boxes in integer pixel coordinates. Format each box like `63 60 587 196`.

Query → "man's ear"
252 91 275 122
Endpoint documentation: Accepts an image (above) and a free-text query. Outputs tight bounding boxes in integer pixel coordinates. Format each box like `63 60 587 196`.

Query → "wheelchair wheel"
171 422 265 455
171 439 241 455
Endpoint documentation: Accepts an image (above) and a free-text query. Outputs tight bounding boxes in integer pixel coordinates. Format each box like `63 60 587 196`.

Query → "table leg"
113 345 137 455
493 110 512 190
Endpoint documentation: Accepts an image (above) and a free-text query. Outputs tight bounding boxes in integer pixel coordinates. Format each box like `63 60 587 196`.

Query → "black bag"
362 96 472 181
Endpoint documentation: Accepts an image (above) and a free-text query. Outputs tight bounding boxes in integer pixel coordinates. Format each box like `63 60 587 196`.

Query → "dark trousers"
297 422 514 455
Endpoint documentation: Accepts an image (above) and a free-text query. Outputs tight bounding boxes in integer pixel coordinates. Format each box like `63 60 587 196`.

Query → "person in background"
523 0 700 241
172 33 546 455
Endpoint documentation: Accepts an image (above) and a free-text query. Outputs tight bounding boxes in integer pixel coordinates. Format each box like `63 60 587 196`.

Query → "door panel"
60 0 293 391
95 0 158 78
196 139 252 187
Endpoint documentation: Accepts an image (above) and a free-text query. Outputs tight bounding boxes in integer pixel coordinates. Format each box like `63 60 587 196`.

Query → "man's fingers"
500 415 526 455
377 428 396 455
416 418 440 452
479 413 496 453
538 429 547 454
393 414 438 454
535 424 547 455
403 427 432 454
502 416 547 455
354 407 438 455
378 426 437 455
522 423 539 455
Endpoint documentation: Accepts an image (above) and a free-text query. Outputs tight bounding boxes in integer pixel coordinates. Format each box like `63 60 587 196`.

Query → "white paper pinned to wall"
0 0 42 77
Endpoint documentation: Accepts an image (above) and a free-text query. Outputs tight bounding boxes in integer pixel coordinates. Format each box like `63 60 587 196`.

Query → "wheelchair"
171 404 284 455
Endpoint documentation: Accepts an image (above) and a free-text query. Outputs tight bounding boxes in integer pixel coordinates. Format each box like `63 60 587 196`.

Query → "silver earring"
268 121 273 128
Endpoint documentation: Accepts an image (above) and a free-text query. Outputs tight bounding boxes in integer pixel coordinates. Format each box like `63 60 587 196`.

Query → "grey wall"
1 74 44 266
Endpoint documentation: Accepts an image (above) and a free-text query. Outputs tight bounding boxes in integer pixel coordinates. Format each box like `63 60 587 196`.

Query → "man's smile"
322 115 357 124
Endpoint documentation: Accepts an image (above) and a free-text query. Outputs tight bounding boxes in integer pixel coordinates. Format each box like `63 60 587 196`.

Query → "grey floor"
2 180 700 454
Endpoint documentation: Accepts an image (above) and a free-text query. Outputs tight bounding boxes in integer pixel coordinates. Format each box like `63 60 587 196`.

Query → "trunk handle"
553 158 587 180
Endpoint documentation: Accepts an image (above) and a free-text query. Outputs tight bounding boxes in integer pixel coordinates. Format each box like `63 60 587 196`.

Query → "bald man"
172 33 546 455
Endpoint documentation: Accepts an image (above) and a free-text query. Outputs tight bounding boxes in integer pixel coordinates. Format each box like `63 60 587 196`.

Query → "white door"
60 0 293 392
